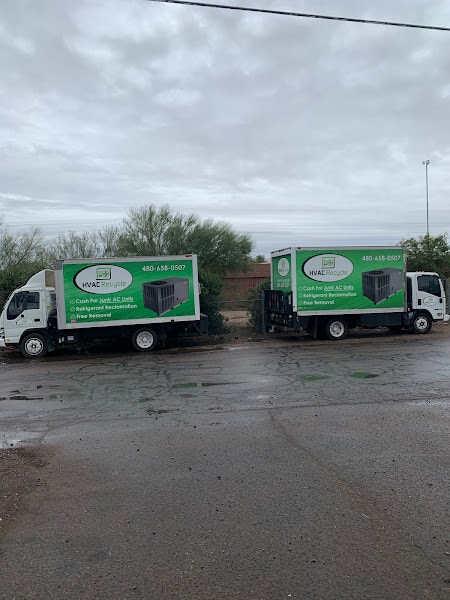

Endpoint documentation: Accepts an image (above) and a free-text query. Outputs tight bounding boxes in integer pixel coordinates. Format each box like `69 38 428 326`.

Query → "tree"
48 231 104 260
45 227 122 262
0 218 49 304
98 226 122 257
0 218 46 270
114 205 254 332
185 219 253 276
252 254 267 264
114 205 197 257
115 205 253 274
400 233 450 275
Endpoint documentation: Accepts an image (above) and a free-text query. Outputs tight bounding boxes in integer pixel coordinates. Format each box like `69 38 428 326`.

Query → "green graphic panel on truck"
62 259 195 325
272 254 292 291
296 248 405 312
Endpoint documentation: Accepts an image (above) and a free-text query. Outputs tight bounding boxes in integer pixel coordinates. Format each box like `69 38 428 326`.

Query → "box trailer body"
266 246 449 339
0 255 207 358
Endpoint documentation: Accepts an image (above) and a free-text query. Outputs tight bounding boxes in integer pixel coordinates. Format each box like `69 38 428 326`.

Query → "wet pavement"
0 331 449 598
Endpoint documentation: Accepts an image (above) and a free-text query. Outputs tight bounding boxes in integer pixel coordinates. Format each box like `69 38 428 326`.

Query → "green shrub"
199 271 229 335
247 278 270 332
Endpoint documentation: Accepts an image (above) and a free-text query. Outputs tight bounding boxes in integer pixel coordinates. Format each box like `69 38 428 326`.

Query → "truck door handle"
33 318 41 322
418 299 422 305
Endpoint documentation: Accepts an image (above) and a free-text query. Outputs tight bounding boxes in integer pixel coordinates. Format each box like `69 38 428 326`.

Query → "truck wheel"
20 333 48 358
132 328 158 352
412 313 432 334
325 318 348 340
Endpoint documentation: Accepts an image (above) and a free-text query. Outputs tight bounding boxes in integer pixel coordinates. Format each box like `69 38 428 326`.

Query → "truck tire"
20 333 48 358
325 318 348 340
132 328 158 352
411 313 432 334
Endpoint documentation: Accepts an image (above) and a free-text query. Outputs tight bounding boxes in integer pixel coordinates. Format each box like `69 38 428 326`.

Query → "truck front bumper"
443 314 450 323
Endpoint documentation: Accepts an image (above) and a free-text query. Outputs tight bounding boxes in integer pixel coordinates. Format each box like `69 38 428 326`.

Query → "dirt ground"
0 447 49 536
221 310 252 335
1 311 449 538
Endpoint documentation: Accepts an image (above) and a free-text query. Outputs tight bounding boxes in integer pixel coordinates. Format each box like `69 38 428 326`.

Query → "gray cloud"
1 0 449 256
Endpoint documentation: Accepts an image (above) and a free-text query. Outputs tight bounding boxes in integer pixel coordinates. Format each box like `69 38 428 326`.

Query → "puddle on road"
298 372 380 381
146 408 171 415
348 372 379 379
1 432 42 449
0 392 63 401
174 382 243 388
1 439 25 449
0 395 44 401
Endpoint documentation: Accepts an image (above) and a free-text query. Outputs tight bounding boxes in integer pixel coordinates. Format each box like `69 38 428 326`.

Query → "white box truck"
265 246 449 339
0 255 207 358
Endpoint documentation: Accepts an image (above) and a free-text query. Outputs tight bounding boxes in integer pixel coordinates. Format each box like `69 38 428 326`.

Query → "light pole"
422 159 430 235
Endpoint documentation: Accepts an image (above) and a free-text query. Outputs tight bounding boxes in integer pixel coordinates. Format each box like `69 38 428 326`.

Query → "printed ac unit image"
362 268 403 304
142 278 190 315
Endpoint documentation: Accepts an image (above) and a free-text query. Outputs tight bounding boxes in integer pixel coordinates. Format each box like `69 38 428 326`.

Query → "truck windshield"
417 275 441 297
7 291 40 320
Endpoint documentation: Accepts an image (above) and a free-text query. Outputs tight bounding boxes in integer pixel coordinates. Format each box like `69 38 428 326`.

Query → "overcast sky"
1 0 450 256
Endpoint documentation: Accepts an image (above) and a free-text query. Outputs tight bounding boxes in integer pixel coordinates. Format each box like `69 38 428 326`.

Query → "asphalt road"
0 330 449 599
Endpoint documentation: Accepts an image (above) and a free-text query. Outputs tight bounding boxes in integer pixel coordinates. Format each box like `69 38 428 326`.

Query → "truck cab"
0 270 56 356
406 271 448 332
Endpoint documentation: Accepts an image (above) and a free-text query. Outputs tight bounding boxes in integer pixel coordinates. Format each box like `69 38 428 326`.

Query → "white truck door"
3 290 45 343
415 274 445 320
